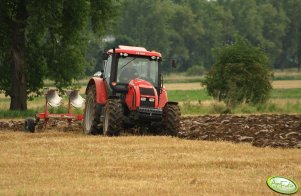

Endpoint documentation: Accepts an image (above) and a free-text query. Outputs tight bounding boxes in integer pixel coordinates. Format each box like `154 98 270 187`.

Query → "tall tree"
114 0 173 56
168 3 203 71
0 0 116 110
258 2 289 68
281 0 301 71
192 0 235 68
229 0 264 45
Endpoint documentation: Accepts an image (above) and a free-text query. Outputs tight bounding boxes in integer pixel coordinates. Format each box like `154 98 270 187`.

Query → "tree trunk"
9 0 28 110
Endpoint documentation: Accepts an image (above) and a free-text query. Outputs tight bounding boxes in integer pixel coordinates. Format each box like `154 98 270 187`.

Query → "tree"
114 0 173 56
229 0 264 45
280 0 301 71
203 38 273 108
0 0 117 110
258 2 289 69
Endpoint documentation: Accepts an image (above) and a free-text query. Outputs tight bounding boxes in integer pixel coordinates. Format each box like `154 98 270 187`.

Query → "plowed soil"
179 114 301 148
1 114 300 148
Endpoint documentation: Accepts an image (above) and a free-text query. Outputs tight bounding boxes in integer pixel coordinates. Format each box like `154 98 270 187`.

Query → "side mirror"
171 59 176 68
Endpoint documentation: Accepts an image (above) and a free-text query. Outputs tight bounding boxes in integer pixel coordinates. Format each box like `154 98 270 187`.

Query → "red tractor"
83 45 180 136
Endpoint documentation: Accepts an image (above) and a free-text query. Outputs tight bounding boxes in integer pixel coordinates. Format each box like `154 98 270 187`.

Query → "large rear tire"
162 104 181 136
103 99 123 136
83 86 102 135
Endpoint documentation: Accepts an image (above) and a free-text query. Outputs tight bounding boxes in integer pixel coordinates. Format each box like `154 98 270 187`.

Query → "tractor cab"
103 45 161 94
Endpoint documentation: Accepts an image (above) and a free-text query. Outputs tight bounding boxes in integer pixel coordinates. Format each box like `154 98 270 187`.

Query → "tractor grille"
140 97 155 108
139 87 155 96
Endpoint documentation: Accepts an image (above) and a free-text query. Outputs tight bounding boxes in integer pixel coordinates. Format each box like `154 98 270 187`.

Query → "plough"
24 88 85 132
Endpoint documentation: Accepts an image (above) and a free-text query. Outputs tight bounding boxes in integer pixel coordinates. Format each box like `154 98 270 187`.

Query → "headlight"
140 97 146 101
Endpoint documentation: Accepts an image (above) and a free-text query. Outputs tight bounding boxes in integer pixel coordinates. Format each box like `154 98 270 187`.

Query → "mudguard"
85 77 108 105
159 86 168 108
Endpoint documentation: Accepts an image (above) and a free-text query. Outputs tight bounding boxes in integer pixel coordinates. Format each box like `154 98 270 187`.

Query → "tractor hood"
125 78 159 110
128 78 154 89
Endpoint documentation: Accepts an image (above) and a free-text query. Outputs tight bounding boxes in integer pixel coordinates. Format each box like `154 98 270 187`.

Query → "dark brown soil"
1 114 300 148
179 114 301 148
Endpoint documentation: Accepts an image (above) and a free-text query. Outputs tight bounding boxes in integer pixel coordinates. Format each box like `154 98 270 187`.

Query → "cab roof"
107 45 162 57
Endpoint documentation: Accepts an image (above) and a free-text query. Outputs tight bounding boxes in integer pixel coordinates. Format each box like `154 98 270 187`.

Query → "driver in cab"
118 63 139 83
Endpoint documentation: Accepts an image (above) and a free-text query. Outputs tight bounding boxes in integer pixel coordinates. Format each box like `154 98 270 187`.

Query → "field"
0 129 300 195
0 71 300 195
1 82 301 117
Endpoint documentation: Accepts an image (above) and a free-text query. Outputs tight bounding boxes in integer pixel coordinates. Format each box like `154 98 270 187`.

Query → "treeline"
97 0 301 72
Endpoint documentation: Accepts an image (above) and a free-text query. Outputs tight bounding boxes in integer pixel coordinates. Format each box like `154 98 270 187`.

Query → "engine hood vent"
139 87 155 96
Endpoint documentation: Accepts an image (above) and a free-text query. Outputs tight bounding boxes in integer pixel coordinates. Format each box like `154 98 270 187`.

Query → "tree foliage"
203 38 273 107
0 0 117 110
108 0 301 71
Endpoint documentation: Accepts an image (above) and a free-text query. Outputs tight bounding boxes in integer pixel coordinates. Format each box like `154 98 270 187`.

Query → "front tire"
103 99 123 136
83 86 102 135
162 104 181 136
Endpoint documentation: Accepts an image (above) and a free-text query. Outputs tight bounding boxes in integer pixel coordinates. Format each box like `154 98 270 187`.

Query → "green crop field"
168 88 301 102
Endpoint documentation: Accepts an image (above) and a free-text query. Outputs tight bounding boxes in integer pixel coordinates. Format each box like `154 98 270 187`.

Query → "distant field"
165 80 301 90
0 131 300 195
1 88 301 117
168 88 301 101
0 71 301 117
163 70 301 83
40 70 301 88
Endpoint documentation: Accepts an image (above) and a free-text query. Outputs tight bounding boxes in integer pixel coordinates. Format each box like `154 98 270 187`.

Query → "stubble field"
0 113 300 195
0 129 300 195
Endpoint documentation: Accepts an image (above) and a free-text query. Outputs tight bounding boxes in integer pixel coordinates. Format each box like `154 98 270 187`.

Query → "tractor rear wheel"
103 99 123 136
83 85 102 135
162 104 181 136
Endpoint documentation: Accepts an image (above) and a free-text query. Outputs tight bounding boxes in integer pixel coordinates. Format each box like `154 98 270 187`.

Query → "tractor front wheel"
103 99 123 136
83 86 102 135
162 104 181 136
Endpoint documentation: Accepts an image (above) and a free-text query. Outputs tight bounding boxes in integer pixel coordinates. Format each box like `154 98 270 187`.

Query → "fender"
159 86 179 108
85 77 108 105
159 86 168 108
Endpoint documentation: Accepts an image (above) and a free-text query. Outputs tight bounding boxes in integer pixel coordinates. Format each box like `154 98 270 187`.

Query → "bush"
186 65 206 76
202 37 273 108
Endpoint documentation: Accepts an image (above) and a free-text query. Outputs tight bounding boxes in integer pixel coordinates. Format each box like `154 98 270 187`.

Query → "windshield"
117 56 159 87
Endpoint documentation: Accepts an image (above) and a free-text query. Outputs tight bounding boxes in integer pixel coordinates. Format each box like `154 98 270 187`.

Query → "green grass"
168 90 212 101
180 101 301 115
270 88 301 99
0 106 82 119
0 109 37 118
168 88 301 102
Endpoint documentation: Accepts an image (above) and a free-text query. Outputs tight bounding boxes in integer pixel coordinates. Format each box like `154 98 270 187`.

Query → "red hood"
125 78 160 110
128 78 154 89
